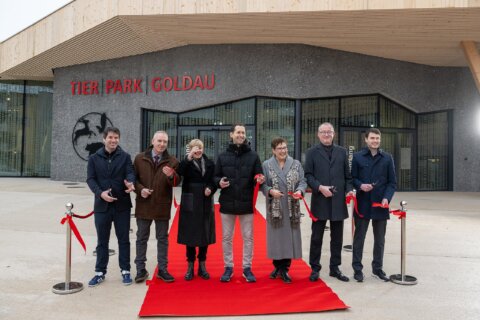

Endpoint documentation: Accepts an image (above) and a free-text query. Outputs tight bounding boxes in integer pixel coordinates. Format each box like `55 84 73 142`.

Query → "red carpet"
138 204 348 317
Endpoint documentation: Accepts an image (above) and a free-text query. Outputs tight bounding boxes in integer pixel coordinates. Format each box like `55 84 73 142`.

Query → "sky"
0 0 72 42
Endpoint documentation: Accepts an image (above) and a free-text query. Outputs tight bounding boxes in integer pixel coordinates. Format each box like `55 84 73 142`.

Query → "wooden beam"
461 41 480 94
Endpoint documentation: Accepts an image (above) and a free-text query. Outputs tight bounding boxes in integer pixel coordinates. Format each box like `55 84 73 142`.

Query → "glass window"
341 95 378 127
380 96 415 129
417 111 449 190
301 98 339 163
0 81 24 176
23 81 53 176
142 110 178 154
256 98 295 162
179 98 255 126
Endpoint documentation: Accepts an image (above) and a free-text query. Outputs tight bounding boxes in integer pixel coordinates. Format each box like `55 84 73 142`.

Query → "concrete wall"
52 44 480 191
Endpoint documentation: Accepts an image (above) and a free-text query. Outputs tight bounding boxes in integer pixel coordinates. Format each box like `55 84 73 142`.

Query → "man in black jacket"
305 122 353 282
86 127 135 287
214 124 264 283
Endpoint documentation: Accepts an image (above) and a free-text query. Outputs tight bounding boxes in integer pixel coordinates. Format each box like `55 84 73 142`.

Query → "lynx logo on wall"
72 112 113 161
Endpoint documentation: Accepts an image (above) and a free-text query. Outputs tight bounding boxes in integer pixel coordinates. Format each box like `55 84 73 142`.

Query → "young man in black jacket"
86 127 135 287
214 124 265 283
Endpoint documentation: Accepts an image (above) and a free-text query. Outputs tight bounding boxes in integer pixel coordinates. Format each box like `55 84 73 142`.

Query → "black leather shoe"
372 269 390 282
269 268 279 279
135 269 149 283
329 269 350 282
198 261 210 280
157 269 175 282
309 270 319 282
354 270 364 282
185 262 194 281
280 270 292 284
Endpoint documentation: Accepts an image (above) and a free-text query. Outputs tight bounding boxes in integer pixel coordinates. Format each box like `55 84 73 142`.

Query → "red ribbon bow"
287 192 318 222
389 209 407 219
60 213 91 253
345 194 364 218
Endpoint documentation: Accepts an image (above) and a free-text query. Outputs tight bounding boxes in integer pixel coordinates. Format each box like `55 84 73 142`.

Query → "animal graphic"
96 113 107 134
73 118 96 145
85 142 104 156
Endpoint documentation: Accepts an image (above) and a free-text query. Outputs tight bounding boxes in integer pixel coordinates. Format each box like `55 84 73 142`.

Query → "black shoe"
309 270 319 282
329 268 350 282
220 267 234 282
269 268 279 279
134 269 149 283
198 261 210 280
354 270 364 282
185 262 194 281
279 270 292 284
372 269 390 282
157 269 175 282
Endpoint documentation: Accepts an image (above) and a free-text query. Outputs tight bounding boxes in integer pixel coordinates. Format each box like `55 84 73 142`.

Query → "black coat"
352 148 397 220
86 146 135 213
177 155 217 246
304 144 353 221
214 142 263 214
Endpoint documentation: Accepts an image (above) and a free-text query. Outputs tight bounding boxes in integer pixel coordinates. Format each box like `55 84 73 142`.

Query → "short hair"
103 127 120 138
271 137 287 149
365 128 381 138
230 123 245 133
152 130 168 140
318 122 334 132
187 138 204 149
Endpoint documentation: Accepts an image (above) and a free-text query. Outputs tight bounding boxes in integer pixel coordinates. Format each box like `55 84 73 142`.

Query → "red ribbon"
60 215 87 253
389 209 407 219
72 211 94 219
372 202 389 209
346 194 364 218
287 192 318 222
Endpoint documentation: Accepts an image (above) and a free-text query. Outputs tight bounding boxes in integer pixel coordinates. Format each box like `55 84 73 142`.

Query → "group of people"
86 122 396 287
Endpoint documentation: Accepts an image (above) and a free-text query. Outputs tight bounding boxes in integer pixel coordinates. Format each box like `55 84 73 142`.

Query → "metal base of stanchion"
343 244 352 252
389 274 418 285
52 281 84 294
93 249 115 256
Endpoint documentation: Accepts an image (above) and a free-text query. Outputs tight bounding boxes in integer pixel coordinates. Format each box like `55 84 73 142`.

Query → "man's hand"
256 174 265 185
124 179 135 193
381 198 389 207
141 188 153 199
319 185 333 198
360 184 374 192
346 191 355 197
219 177 230 189
162 165 175 177
101 188 117 202
269 189 284 199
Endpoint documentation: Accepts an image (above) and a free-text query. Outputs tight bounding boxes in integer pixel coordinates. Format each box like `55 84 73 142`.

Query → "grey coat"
304 144 353 221
262 156 307 260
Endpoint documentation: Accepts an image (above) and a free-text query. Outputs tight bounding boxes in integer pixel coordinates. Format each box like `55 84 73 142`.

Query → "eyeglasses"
275 146 288 151
319 131 334 136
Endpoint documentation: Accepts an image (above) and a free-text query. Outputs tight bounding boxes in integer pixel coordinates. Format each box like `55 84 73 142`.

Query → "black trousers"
186 246 208 262
273 259 292 272
94 207 131 274
309 219 344 272
352 218 387 272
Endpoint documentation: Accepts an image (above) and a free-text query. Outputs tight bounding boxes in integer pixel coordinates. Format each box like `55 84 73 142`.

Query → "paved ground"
1 178 479 319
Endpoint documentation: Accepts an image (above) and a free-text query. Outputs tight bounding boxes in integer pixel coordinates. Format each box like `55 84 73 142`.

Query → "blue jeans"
94 206 131 274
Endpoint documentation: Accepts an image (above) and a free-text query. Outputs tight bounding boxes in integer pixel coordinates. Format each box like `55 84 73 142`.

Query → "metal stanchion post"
52 203 84 294
390 200 418 285
343 198 354 252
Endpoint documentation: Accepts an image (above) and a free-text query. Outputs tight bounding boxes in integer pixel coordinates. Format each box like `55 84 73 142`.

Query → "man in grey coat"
304 122 353 282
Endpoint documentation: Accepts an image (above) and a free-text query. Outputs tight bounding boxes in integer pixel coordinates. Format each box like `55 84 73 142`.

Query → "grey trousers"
352 218 387 272
134 218 169 271
221 213 254 269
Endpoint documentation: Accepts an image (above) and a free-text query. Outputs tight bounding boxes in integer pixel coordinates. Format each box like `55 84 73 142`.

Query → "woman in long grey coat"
262 137 307 283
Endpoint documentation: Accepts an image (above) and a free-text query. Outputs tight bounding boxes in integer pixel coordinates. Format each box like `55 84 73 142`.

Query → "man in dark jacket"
214 124 264 283
305 122 353 282
86 127 136 287
133 131 180 283
351 128 397 282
